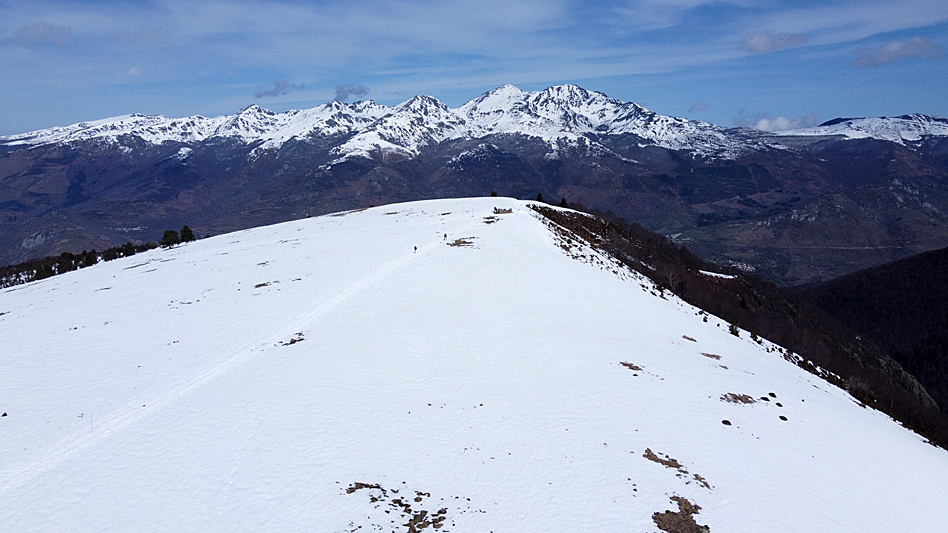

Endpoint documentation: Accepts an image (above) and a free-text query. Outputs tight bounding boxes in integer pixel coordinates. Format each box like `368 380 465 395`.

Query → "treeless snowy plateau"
1 198 946 532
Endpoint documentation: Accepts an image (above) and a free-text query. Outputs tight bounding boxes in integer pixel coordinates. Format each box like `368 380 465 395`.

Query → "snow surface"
698 270 737 279
1 197 947 532
0 85 762 159
778 114 948 144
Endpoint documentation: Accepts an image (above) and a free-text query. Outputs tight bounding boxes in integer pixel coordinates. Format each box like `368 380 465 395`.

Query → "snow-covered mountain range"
5 84 947 163
1 198 945 531
3 84 948 286
783 114 948 144
0 85 762 160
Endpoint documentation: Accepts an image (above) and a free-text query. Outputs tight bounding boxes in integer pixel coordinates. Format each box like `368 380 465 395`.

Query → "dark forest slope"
533 202 948 448
795 246 948 415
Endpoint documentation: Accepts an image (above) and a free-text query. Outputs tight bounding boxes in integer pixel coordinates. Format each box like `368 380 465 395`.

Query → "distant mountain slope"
3 85 948 285
784 114 948 144
1 198 946 532
796 245 948 413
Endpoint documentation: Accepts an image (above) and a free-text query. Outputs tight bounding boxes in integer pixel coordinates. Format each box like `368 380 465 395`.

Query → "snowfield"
1 198 946 532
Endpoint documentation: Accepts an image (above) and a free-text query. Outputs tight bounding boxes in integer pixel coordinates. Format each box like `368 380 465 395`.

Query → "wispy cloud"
112 27 169 47
735 111 819 132
1 0 947 135
9 22 72 47
852 36 941 67
614 1 760 32
334 84 369 101
254 80 305 99
740 31 807 54
689 100 708 112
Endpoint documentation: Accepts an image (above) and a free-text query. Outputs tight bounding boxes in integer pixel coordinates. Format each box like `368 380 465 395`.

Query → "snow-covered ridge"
1 197 945 531
778 114 948 144
0 84 758 159
0 101 391 150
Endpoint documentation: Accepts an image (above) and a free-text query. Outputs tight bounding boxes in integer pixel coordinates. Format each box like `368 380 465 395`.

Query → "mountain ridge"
3 84 948 285
5 85 946 158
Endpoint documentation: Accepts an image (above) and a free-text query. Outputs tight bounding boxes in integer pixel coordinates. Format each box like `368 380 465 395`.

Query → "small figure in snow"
414 246 417 253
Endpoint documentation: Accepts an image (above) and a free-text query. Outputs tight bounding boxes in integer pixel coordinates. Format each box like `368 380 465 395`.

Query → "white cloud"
742 1 948 46
740 31 807 54
852 36 941 67
128 66 142 76
735 111 819 132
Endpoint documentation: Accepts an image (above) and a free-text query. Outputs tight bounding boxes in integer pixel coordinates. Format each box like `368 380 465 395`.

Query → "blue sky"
1 0 946 135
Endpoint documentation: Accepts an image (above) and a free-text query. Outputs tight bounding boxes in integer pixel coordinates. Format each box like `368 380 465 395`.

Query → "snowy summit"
0 85 760 159
1 198 945 532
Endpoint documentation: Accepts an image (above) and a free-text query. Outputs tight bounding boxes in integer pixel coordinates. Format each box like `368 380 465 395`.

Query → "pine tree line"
0 225 198 288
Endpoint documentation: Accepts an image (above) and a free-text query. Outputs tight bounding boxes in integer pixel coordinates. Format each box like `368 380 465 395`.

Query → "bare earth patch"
643 448 683 470
344 482 474 532
643 449 712 489
278 332 304 346
720 393 756 404
701 353 721 360
682 335 697 342
620 361 643 371
447 238 475 247
652 496 711 533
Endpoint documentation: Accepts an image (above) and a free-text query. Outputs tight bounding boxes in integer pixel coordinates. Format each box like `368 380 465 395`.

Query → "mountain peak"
396 94 451 114
237 104 274 116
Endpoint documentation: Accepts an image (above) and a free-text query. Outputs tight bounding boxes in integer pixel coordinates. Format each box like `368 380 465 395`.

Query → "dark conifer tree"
559 197 568 208
80 250 98 268
536 193 544 202
160 230 180 248
180 225 195 242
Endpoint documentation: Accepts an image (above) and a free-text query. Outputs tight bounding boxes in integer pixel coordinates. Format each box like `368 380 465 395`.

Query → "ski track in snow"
0 215 478 500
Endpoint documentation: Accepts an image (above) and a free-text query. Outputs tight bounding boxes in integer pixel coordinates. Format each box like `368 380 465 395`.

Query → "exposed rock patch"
652 496 710 533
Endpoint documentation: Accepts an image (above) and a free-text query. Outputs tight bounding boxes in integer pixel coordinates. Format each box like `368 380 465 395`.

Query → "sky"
1 0 946 135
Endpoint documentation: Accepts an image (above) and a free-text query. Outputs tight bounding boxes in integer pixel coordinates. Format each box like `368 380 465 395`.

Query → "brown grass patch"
701 353 721 360
620 361 643 371
447 238 475 247
682 335 697 342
